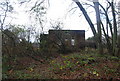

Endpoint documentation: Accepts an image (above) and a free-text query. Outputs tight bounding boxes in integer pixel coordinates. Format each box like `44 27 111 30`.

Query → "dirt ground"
3 53 120 79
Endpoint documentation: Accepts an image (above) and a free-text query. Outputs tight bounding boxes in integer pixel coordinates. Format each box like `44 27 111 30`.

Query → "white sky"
6 0 120 41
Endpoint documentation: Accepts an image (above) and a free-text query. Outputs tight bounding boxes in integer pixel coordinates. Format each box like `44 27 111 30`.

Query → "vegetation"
1 0 120 80
2 49 120 79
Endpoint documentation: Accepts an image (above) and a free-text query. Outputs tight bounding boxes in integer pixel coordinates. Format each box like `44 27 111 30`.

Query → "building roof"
49 30 85 34
49 30 85 32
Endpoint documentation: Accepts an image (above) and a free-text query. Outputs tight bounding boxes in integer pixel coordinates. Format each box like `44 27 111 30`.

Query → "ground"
2 50 120 79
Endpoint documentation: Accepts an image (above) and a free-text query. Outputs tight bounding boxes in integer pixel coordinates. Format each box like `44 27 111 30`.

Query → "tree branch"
73 0 97 36
99 3 113 37
1 1 9 31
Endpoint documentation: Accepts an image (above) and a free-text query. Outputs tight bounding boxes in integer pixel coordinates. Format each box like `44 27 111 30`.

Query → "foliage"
48 51 119 79
87 36 96 41
10 71 41 79
3 49 120 79
2 54 16 79
49 53 97 73
39 34 49 54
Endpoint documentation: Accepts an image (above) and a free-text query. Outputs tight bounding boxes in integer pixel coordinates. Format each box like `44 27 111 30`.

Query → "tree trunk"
73 0 97 36
111 1 118 56
93 1 103 54
99 3 114 55
101 21 113 54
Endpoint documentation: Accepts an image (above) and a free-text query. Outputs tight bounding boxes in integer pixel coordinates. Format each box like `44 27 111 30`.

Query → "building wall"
48 30 85 51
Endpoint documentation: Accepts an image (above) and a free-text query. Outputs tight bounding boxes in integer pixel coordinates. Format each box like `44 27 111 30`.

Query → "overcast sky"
7 0 119 40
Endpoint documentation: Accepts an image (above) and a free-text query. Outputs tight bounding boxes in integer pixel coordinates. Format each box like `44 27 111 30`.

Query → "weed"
2 73 8 79
86 65 91 68
12 71 41 79
109 56 119 60
87 57 96 61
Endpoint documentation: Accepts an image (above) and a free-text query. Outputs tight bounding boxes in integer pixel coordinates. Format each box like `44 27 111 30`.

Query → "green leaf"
93 71 97 74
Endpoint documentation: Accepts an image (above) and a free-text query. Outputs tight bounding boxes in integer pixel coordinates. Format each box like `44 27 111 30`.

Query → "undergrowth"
2 50 120 79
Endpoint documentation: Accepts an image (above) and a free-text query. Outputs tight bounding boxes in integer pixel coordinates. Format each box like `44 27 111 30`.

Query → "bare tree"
29 0 49 35
0 0 13 31
93 0 103 54
73 0 97 36
72 0 119 55
111 0 118 55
